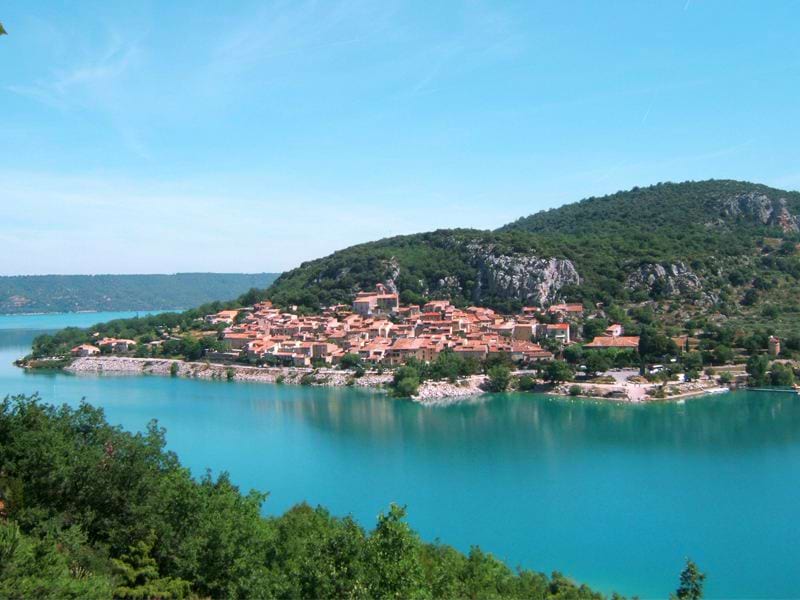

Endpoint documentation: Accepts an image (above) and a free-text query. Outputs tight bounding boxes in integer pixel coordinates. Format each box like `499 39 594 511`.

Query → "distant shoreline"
0 308 183 317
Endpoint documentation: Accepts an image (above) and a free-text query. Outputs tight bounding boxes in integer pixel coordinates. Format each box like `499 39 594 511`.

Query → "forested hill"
0 272 279 314
500 179 800 236
265 180 800 331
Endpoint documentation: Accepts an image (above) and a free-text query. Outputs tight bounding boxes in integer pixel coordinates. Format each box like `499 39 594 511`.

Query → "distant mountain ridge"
264 180 800 332
0 272 280 314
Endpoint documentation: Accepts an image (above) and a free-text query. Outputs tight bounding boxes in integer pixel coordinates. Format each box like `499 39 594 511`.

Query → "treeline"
0 273 279 315
0 395 610 599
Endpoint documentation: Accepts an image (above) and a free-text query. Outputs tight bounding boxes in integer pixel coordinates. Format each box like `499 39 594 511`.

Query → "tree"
339 353 363 370
366 504 424 598
111 534 190 599
672 559 705 600
639 327 678 362
582 319 608 342
0 522 112 599
391 366 420 398
770 362 795 387
585 352 611 376
746 355 769 386
517 375 536 391
682 351 703 372
486 365 511 392
544 360 573 383
563 344 584 364
712 345 733 365
0 22 6 35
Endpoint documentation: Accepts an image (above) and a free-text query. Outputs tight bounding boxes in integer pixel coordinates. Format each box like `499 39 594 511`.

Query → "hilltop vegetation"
0 273 279 315
266 180 800 334
0 394 607 599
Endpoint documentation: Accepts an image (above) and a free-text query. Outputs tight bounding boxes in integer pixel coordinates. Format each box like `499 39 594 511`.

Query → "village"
62 284 746 403
66 284 786 402
73 284 634 368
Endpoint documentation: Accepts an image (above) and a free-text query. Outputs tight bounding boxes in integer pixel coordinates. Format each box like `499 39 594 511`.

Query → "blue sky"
2 1 800 275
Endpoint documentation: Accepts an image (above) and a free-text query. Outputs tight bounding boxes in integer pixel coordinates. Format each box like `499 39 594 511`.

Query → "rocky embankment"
413 375 487 405
66 357 393 388
64 357 492 403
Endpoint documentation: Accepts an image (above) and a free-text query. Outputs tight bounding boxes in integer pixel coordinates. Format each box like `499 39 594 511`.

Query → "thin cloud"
7 31 140 108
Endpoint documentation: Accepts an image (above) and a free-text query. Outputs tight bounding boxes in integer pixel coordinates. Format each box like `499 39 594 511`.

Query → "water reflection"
241 386 800 453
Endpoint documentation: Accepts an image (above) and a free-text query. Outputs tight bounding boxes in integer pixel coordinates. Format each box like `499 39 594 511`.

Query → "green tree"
585 352 612 376
544 360 573 383
746 355 769 386
639 327 678 362
712 345 733 365
672 558 705 600
366 504 424 599
339 353 363 370
486 365 511 392
682 351 703 372
563 344 584 364
517 375 536 391
0 522 112 599
111 534 189 599
391 366 420 398
770 362 795 387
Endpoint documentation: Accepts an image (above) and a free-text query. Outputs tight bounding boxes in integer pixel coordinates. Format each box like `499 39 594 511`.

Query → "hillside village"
74 284 599 367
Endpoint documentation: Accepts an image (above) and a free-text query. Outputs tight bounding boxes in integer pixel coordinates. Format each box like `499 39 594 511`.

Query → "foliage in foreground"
0 394 609 599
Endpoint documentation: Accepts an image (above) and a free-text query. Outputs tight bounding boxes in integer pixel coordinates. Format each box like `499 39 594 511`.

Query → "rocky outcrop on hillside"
469 244 580 306
626 262 705 298
719 193 800 232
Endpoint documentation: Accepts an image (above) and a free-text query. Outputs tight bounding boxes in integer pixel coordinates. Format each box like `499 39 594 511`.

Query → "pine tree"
111 533 189 599
673 559 706 600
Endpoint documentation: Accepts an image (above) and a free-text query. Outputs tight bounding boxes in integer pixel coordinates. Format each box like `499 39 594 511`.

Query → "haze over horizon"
3 1 800 276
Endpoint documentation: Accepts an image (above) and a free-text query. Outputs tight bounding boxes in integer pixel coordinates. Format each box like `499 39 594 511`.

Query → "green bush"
517 375 536 391
486 365 511 392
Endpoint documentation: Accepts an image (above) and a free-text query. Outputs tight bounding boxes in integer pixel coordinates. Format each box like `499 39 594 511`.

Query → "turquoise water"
2 313 800 598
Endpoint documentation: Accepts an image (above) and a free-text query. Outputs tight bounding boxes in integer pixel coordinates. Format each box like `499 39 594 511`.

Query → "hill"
266 180 800 332
0 272 279 314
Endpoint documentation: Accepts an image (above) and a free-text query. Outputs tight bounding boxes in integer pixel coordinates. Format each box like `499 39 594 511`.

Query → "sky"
2 1 800 275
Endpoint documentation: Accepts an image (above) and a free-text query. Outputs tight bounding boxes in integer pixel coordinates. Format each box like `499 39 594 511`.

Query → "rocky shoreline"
64 356 491 404
55 357 731 405
65 356 394 387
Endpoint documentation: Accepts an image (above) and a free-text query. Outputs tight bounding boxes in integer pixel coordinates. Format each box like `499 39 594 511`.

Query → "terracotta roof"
584 336 640 348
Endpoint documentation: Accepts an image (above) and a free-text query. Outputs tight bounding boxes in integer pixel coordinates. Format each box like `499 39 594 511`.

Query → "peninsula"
21 180 800 402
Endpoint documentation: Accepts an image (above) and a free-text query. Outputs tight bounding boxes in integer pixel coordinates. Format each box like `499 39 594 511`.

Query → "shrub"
517 375 536 392
486 365 511 393
568 385 582 396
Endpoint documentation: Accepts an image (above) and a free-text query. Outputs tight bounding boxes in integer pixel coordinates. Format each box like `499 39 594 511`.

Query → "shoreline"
62 356 489 404
45 356 742 405
0 308 184 318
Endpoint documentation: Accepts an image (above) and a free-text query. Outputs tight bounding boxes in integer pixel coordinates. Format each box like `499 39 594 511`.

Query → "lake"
2 311 799 598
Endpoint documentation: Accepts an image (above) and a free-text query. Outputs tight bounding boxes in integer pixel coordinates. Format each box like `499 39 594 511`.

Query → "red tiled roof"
584 336 640 348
